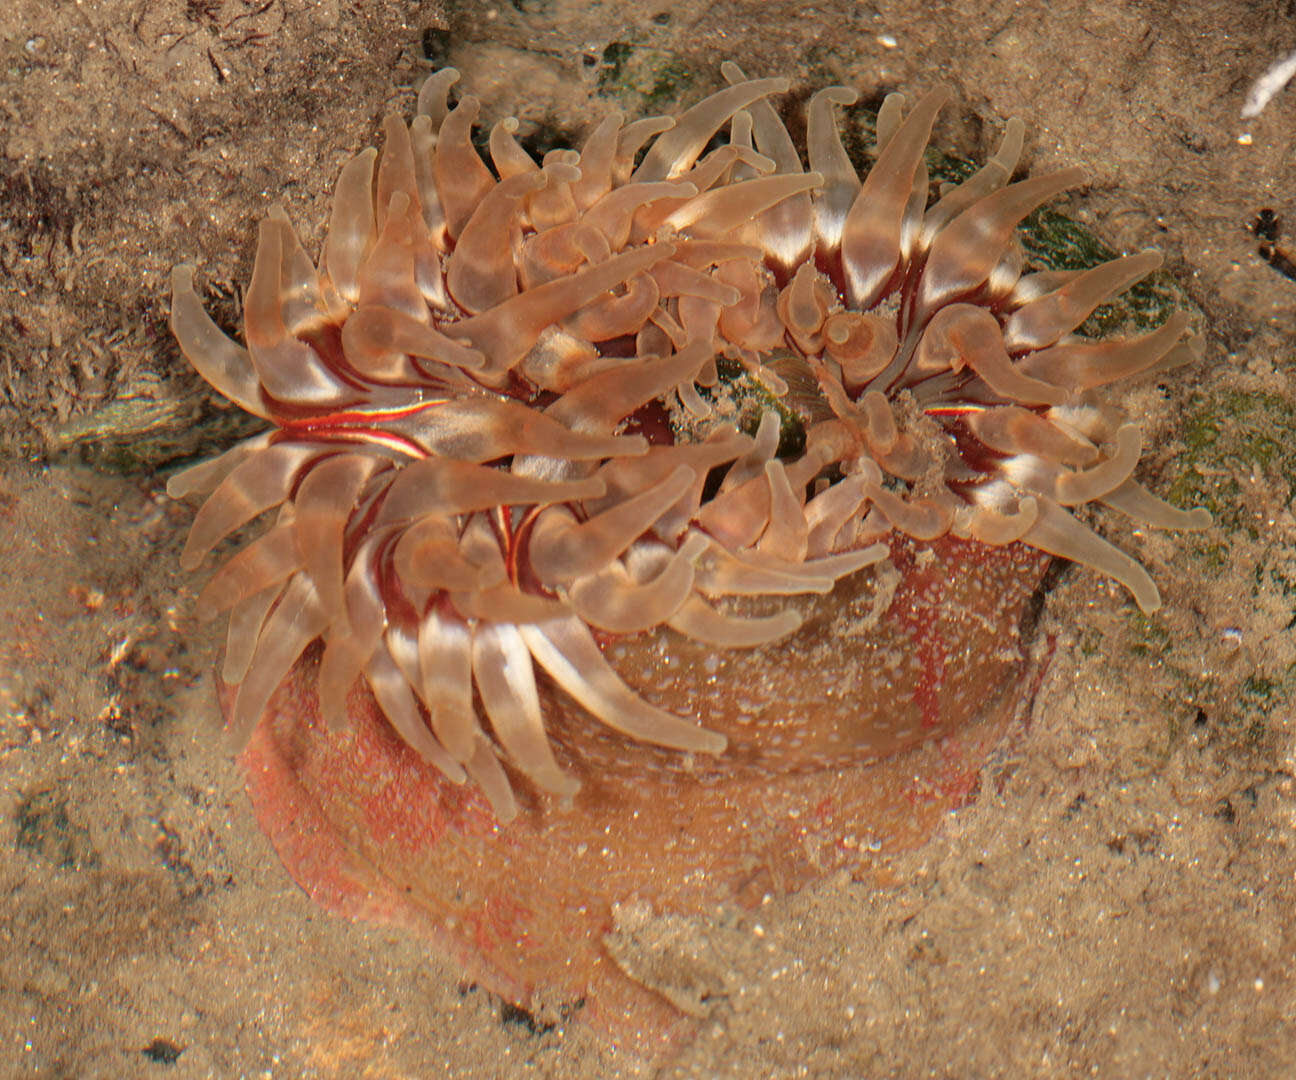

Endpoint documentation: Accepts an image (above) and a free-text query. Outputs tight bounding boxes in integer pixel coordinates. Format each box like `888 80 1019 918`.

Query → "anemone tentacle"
170 68 1210 820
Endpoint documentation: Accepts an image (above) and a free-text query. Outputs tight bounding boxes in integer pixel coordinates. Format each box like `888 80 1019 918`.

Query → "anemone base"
236 537 1051 1060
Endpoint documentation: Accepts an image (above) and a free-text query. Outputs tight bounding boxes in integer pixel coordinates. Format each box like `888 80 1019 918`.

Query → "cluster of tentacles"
169 64 1210 820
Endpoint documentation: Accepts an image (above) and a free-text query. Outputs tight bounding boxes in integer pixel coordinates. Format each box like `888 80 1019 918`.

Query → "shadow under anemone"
168 63 1210 1057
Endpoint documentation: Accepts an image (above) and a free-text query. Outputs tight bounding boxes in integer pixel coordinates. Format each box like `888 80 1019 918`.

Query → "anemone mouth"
168 64 1211 821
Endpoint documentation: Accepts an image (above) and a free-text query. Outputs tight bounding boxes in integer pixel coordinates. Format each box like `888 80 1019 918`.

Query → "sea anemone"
168 63 1210 823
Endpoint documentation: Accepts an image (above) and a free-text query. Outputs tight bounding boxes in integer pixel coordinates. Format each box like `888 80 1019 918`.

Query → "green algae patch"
15 784 100 871
1020 208 1188 336
1239 671 1296 744
1125 610 1173 659
1154 374 1296 744
1166 385 1296 540
595 42 693 114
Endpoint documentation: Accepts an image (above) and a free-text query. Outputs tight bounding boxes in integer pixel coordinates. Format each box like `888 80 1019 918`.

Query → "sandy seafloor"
2 0 1296 1076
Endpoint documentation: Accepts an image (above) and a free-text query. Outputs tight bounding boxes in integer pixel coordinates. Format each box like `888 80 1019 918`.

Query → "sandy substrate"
2 1 1294 1076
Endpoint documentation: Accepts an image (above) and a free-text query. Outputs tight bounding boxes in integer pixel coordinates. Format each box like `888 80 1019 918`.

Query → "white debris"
1241 47 1296 118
